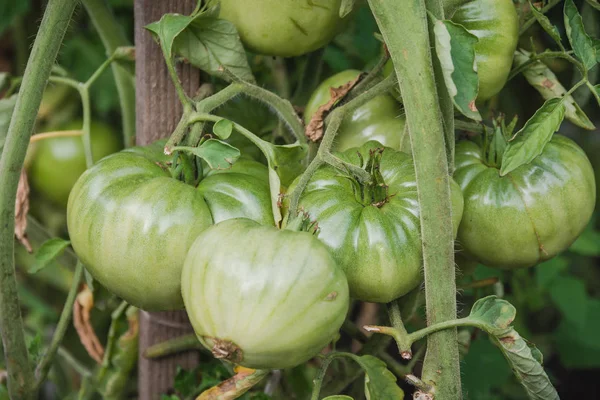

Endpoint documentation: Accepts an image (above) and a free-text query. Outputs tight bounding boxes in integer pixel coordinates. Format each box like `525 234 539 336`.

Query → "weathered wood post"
134 1 199 397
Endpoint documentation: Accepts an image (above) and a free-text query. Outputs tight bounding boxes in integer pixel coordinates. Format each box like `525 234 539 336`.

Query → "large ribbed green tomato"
451 0 519 100
182 218 349 369
219 0 350 57
454 135 596 269
304 70 407 152
67 141 273 311
27 120 122 207
290 141 464 303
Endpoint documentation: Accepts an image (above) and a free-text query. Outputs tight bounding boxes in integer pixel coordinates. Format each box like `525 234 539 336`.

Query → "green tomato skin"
67 142 273 311
454 135 596 269
452 0 519 101
219 0 348 57
182 218 349 369
304 70 407 152
198 158 274 226
291 142 464 303
28 120 122 208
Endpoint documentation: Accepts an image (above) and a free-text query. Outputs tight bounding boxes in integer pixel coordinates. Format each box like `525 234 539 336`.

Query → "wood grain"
135 1 200 398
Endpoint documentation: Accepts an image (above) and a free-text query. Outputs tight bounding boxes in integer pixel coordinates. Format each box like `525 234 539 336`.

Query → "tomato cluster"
56 0 594 372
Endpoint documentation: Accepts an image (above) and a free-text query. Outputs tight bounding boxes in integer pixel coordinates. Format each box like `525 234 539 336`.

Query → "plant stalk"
367 0 461 398
0 0 78 398
82 0 136 147
34 262 84 391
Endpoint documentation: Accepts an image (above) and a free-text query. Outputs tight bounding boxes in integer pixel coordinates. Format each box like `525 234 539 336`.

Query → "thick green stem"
368 1 461 398
82 0 136 147
0 1 78 398
34 262 83 391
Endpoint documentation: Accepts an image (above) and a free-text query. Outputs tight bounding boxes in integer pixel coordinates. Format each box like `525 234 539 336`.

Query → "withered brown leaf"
305 74 362 142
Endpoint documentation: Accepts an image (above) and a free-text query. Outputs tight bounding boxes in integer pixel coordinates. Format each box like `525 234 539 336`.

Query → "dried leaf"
196 366 268 400
305 75 361 142
15 169 32 252
73 284 105 363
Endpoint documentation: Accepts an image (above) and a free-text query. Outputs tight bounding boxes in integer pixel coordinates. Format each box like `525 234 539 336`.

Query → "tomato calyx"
285 211 320 235
353 148 391 207
481 115 516 170
206 337 244 364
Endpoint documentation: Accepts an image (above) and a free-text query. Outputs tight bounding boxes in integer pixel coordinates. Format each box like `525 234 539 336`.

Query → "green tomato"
289 141 464 303
454 135 596 269
219 0 350 57
305 70 407 152
27 120 122 208
182 218 349 369
451 0 519 101
67 141 273 311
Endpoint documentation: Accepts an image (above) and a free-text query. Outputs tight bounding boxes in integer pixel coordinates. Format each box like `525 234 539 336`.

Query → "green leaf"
514 49 594 130
529 2 562 46
263 142 308 226
500 98 565 176
0 0 30 36
182 139 241 170
324 396 354 400
468 296 516 334
549 275 588 330
465 297 559 400
30 238 71 274
432 19 481 121
564 0 598 70
0 95 17 152
339 0 356 18
354 355 404 399
173 17 255 83
145 13 193 59
213 118 233 139
535 257 568 288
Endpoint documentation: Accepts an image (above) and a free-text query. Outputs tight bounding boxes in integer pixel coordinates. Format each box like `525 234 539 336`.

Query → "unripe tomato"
305 70 407 152
451 0 519 100
67 141 273 311
219 0 350 57
27 120 122 208
289 141 464 303
454 135 596 269
182 218 349 369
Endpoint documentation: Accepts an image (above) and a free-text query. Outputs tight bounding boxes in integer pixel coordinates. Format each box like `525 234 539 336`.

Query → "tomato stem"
34 262 83 391
284 74 398 225
368 0 462 397
0 0 79 397
82 0 136 148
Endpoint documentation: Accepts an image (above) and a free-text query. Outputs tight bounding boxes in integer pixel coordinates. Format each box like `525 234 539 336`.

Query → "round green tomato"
305 70 407 152
219 0 350 57
27 120 122 208
290 141 464 303
451 0 519 101
182 218 349 369
454 135 596 269
67 141 273 311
